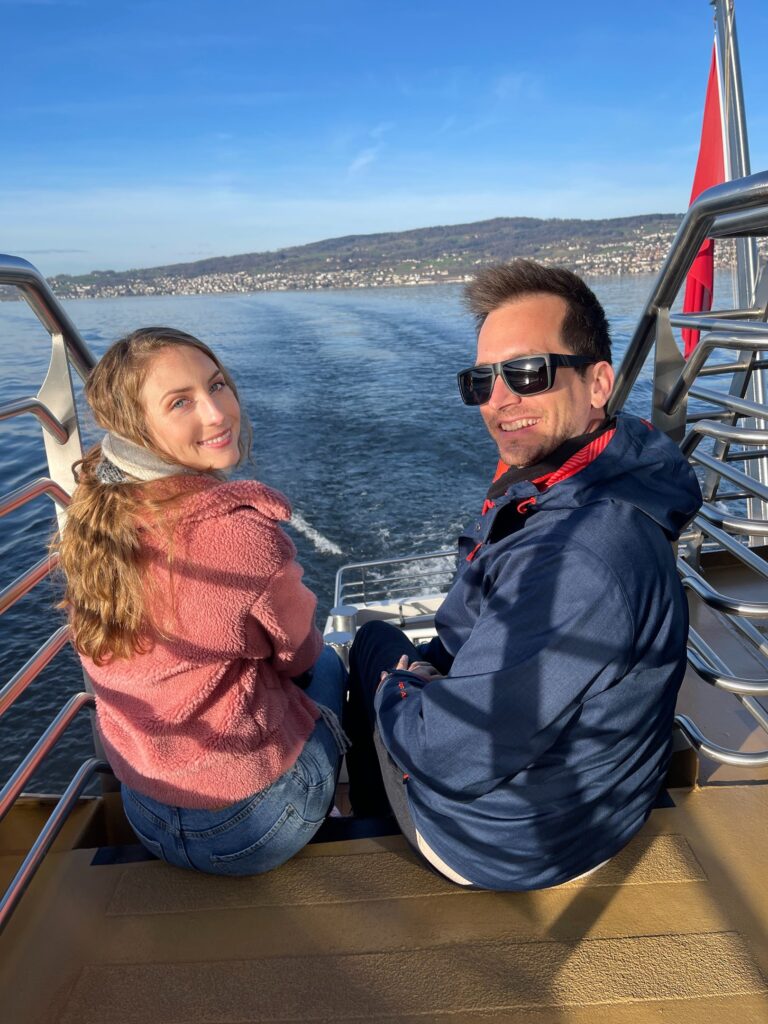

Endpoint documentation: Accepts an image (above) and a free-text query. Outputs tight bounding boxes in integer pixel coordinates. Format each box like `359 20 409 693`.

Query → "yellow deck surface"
3 552 768 1022
1 782 767 1024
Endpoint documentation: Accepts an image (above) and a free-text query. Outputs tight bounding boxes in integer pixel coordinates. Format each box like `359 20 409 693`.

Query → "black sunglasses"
456 354 596 406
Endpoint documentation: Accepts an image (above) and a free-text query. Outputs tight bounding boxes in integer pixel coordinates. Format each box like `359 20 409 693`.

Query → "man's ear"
590 361 615 411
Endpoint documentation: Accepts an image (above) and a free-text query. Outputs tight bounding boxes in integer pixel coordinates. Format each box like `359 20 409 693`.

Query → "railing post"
713 0 766 527
37 334 83 531
652 309 687 441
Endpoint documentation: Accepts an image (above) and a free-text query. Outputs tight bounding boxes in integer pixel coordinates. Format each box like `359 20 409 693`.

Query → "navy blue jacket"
375 414 702 890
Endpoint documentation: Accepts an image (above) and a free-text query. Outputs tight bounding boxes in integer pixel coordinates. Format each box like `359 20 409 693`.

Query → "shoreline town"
5 218 749 302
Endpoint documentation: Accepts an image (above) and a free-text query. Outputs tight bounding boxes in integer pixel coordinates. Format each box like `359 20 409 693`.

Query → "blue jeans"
121 647 347 876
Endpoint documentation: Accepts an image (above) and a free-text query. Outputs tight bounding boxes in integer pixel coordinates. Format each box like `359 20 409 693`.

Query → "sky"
3 0 768 276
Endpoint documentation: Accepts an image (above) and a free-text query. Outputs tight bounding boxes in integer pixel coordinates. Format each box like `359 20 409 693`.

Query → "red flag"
682 46 726 356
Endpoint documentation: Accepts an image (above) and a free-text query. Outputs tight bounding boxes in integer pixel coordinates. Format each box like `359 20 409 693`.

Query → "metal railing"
335 549 457 607
605 171 768 766
0 255 99 933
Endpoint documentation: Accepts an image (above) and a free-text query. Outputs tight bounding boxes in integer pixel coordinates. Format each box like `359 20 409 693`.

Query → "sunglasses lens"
458 357 555 405
458 367 494 405
502 358 550 396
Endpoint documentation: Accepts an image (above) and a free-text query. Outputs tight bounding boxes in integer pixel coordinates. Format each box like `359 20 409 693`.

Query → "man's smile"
498 417 541 433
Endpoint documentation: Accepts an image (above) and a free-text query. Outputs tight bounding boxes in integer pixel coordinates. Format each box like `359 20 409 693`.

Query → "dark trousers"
343 620 427 845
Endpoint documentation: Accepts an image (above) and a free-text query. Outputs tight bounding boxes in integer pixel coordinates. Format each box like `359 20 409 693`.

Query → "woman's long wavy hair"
57 327 252 666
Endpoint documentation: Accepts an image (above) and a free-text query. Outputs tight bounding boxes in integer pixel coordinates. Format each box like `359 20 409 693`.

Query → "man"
344 259 702 890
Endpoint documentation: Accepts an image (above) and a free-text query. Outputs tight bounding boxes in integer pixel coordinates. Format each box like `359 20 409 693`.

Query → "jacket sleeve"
224 508 322 676
249 557 323 676
374 538 635 798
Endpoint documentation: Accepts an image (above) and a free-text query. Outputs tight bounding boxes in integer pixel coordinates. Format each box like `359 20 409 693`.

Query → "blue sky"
3 0 768 276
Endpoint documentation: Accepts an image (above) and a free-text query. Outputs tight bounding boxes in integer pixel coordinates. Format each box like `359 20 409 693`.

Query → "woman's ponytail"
57 446 150 665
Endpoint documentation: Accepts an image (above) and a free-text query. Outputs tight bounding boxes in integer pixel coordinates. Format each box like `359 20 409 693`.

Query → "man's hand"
379 654 444 685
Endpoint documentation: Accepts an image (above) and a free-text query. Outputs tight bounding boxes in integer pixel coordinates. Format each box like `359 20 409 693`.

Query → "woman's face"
141 345 241 471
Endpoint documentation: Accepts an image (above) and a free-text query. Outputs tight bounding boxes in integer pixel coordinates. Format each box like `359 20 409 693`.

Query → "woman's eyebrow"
160 371 221 402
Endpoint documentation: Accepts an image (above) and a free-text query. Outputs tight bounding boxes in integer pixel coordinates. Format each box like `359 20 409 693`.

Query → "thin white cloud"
347 146 380 176
433 116 457 137
344 123 394 176
20 248 88 254
370 121 395 140
493 71 541 102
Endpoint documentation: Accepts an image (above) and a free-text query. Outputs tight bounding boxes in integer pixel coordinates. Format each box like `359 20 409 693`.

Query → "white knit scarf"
99 433 197 483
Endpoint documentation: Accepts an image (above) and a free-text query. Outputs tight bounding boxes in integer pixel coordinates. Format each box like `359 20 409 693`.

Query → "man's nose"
488 371 521 407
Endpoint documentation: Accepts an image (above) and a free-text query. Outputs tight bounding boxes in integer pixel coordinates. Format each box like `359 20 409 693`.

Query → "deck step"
1 786 767 1024
103 832 706 918
58 931 765 1024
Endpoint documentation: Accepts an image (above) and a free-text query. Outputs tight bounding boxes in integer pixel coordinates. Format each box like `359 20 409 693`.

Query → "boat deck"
1 779 767 1024
3 558 768 1022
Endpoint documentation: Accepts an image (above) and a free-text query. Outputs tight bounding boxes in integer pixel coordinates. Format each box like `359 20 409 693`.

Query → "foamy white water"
290 511 343 555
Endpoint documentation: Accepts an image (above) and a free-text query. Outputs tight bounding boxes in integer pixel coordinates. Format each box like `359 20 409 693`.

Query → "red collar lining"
532 428 616 491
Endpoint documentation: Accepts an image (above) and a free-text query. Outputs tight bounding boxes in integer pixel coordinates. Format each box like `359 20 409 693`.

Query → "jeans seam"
182 790 270 839
124 791 175 835
208 804 299 863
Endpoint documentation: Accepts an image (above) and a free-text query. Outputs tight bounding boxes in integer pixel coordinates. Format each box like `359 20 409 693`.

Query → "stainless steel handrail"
678 560 768 617
0 554 59 615
608 171 768 414
699 359 768 374
335 548 455 606
0 757 109 935
605 166 768 578
0 259 104 938
698 501 768 536
687 642 768 696
569 173 768 763
0 254 96 380
0 626 71 718
663 332 768 414
681 420 768 456
0 477 70 518
0 691 94 822
691 515 768 579
0 397 68 444
675 714 768 767
689 450 768 503
688 383 768 420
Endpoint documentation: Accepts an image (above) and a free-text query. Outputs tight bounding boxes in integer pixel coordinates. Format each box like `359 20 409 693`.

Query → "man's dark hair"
464 259 612 365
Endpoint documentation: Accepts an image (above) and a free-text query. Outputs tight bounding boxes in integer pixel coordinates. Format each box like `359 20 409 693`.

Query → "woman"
57 327 347 875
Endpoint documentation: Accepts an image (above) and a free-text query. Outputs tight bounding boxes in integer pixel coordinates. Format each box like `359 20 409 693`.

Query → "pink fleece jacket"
82 477 323 809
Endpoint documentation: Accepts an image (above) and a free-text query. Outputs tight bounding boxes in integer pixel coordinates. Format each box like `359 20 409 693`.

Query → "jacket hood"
508 413 702 541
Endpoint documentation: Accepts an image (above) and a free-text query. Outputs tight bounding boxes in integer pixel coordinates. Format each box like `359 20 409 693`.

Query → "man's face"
476 292 614 468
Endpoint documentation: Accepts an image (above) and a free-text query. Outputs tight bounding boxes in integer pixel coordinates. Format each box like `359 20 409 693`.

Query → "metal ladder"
607 171 768 769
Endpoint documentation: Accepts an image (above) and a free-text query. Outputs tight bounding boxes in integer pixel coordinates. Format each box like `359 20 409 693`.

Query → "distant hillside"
42 213 687 300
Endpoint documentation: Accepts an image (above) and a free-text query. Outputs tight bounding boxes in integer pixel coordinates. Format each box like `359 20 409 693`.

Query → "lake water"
0 273 696 791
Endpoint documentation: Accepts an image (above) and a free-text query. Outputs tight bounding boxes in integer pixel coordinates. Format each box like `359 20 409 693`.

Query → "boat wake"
290 511 343 556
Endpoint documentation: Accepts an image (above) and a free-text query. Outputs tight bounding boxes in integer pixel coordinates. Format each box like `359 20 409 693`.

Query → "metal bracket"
652 308 687 442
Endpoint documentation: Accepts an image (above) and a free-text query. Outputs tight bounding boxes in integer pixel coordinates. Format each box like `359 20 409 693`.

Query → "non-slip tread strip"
106 833 706 917
57 930 766 1023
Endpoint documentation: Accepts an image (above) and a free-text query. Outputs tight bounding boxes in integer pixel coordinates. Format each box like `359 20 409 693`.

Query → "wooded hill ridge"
41 213 687 299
